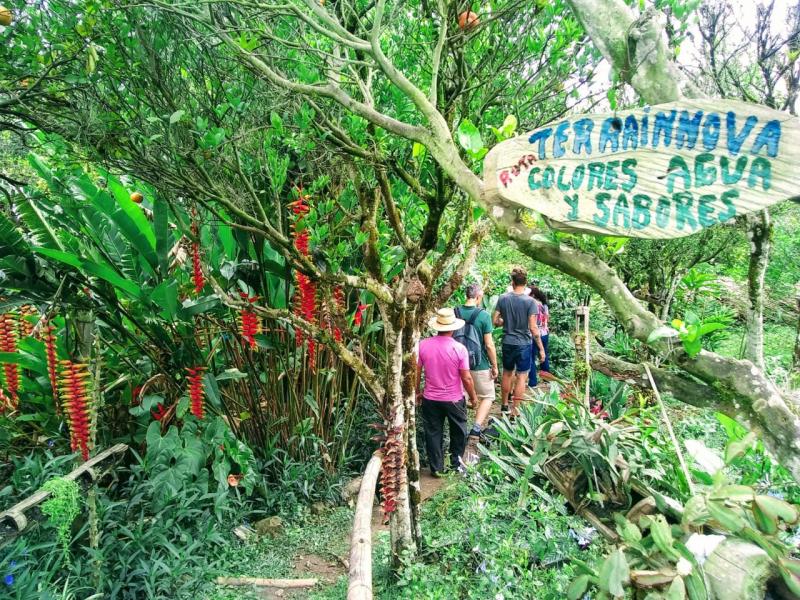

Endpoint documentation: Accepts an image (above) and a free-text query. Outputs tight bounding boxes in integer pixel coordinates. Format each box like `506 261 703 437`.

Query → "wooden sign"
483 99 800 239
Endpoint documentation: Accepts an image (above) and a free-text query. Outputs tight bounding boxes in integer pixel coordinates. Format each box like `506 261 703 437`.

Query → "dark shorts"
501 343 531 374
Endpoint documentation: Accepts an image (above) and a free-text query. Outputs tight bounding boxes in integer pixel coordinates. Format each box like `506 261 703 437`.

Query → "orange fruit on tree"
130 191 144 204
0 6 12 26
458 10 479 30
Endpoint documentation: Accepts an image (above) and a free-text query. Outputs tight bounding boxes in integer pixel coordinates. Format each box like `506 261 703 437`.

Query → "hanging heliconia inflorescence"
191 220 205 295
18 305 36 338
0 313 19 409
186 366 206 419
59 360 93 461
43 321 60 414
289 192 318 365
238 293 262 350
353 303 368 328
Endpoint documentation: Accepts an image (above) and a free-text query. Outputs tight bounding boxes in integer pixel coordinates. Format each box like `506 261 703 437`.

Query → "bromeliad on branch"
59 360 93 461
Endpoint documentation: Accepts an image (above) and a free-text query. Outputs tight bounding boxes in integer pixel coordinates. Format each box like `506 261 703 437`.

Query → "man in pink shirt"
416 308 479 476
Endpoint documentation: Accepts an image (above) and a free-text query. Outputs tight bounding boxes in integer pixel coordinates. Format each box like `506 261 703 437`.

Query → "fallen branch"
348 449 384 600
215 577 317 588
541 463 619 543
0 443 128 534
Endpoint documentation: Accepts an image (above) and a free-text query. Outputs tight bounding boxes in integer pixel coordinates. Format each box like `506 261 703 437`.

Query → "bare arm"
493 310 503 327
484 332 498 378
529 314 545 360
459 369 478 407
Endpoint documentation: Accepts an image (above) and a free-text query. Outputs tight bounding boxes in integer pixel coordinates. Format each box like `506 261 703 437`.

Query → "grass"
373 467 606 600
203 506 354 599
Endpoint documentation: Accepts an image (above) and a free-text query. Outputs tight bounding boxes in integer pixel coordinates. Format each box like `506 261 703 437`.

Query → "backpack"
454 307 484 370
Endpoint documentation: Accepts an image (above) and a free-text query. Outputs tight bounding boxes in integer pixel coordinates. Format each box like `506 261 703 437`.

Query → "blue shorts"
501 343 532 374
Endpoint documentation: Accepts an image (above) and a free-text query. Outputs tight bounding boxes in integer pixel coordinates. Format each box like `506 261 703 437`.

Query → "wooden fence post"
347 450 384 600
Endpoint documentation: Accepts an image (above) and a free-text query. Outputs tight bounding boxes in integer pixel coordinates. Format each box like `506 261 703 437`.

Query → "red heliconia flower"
289 190 319 366
353 303 369 328
43 322 60 414
18 305 36 338
151 402 168 421
238 293 261 350
0 387 11 413
191 221 205 294
59 360 92 461
186 366 206 419
0 313 19 409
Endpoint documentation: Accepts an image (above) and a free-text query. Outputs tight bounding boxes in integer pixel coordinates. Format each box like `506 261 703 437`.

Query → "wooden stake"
643 363 695 496
347 450 384 600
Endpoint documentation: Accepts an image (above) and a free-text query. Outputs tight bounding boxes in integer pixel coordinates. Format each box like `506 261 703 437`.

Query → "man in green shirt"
456 284 498 465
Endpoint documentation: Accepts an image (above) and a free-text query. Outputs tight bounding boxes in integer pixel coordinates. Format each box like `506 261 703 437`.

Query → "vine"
40 478 81 565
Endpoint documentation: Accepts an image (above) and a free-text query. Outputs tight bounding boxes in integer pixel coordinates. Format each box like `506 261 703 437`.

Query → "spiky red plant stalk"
59 360 92 461
0 313 19 408
43 322 60 414
191 221 205 294
0 388 11 413
238 293 262 350
289 192 319 364
186 366 206 419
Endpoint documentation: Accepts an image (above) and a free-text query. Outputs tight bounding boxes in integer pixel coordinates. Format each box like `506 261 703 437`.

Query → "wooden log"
0 443 128 533
704 538 774 600
215 577 317 588
347 450 384 600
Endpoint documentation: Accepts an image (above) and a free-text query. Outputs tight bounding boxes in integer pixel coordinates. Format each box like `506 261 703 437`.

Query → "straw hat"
428 307 465 332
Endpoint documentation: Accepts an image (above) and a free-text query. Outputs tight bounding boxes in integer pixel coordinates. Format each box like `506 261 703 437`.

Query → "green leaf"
82 260 142 298
153 194 171 275
34 247 83 270
725 431 757 463
598 549 629 596
169 109 185 124
706 499 746 533
456 119 486 160
752 500 778 534
779 560 800 597
709 484 754 502
151 280 178 319
647 326 679 343
216 368 248 381
567 574 590 600
614 514 642 545
649 515 681 560
666 575 686 600
178 296 220 318
754 495 799 525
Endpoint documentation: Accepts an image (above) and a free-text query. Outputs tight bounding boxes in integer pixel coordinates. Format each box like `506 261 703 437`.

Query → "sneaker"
430 468 442 478
462 434 481 466
500 404 510 414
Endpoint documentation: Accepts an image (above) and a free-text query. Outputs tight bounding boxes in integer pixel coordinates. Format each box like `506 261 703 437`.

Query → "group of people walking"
415 267 551 476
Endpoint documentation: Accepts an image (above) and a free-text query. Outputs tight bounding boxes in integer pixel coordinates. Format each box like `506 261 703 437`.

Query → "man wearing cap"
416 307 480 476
